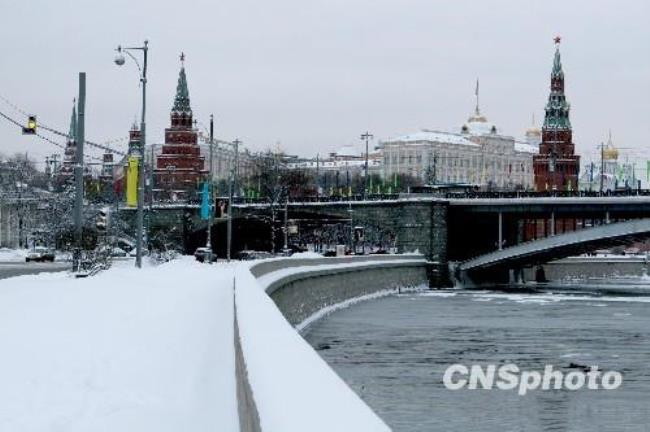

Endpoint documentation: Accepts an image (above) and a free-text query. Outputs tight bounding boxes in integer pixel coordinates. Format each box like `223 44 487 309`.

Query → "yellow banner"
126 156 139 207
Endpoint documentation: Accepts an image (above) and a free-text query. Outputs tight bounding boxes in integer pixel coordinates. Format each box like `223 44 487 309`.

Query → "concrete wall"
523 257 649 281
240 200 450 286
252 255 429 326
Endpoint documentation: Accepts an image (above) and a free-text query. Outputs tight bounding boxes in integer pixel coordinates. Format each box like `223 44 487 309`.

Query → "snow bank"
0 258 238 432
234 266 391 432
0 248 27 262
288 251 322 259
1 254 397 432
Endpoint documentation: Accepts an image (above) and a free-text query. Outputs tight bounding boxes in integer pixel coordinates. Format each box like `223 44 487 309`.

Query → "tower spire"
552 35 563 78
474 78 480 115
172 53 191 113
68 98 77 140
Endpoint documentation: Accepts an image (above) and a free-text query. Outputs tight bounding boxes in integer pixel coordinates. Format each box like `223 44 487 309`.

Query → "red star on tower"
554 35 562 44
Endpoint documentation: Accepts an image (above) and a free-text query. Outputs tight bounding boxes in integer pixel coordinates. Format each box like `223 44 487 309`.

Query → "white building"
380 106 537 190
286 145 382 176
579 133 639 192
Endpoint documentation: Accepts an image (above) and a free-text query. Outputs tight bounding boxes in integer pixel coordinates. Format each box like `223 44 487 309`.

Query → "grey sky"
1 0 648 168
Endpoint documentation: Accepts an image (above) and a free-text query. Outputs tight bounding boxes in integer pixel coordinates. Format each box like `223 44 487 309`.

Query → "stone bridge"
120 195 650 287
457 218 650 285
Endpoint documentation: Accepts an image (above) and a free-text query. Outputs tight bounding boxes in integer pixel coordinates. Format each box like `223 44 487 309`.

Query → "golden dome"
603 146 618 161
525 126 541 137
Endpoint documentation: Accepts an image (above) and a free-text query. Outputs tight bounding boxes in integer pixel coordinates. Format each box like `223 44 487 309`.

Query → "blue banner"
200 182 210 220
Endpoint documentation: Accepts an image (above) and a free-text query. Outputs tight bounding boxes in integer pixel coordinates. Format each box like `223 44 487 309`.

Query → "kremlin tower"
533 37 580 191
154 54 207 201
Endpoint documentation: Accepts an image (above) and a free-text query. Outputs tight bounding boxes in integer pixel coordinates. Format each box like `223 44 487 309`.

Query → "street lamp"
114 40 148 268
361 131 373 200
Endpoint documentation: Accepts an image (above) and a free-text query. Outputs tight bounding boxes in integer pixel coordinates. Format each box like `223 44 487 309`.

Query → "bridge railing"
444 189 650 200
117 188 650 207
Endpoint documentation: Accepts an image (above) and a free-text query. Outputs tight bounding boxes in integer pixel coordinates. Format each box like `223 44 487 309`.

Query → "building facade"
579 133 638 192
533 38 580 191
381 105 536 190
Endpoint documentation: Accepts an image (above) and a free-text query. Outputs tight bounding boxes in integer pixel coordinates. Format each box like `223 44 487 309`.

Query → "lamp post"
114 40 148 268
360 131 373 199
206 115 214 260
227 139 241 262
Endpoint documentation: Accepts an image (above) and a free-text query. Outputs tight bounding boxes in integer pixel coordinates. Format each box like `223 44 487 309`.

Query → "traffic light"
22 115 37 135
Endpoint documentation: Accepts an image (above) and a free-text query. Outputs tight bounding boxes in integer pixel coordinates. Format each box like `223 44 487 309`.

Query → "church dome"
462 113 498 135
603 145 619 161
603 131 619 161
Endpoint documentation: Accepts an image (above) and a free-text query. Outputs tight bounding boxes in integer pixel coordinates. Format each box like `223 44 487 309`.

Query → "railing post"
498 211 503 250
550 211 556 236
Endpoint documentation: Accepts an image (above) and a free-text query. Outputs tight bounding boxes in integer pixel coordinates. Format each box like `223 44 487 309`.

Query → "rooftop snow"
514 141 538 153
384 130 478 147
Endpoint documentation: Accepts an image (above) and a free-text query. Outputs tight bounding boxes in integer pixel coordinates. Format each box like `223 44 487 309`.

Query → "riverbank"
523 256 648 282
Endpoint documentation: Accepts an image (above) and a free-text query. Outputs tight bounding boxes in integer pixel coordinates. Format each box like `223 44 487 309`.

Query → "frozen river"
304 278 650 432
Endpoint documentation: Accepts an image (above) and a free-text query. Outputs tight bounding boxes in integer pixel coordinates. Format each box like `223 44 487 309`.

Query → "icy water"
303 278 650 432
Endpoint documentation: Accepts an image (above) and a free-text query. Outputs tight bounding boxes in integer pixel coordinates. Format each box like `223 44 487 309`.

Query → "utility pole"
227 138 239 262
206 115 214 256
599 141 605 194
360 131 373 199
74 72 86 252
148 144 154 229
233 138 241 197
227 159 233 262
316 153 320 196
283 198 288 253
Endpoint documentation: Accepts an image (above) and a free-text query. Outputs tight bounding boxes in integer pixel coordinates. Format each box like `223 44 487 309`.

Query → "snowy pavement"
0 258 238 432
0 256 391 431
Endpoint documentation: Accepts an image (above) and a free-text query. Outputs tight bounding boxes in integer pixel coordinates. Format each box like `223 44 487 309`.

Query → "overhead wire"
0 94 127 156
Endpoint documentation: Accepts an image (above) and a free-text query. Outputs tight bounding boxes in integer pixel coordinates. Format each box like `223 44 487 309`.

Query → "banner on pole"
200 182 210 220
126 156 139 207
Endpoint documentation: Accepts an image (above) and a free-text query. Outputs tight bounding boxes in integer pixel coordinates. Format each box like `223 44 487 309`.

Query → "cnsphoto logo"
443 364 622 396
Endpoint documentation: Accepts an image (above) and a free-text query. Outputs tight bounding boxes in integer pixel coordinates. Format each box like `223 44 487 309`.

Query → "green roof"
552 46 563 77
68 102 77 140
172 67 191 113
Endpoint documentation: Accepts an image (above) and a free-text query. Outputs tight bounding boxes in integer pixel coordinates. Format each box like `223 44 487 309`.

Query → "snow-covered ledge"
235 254 428 431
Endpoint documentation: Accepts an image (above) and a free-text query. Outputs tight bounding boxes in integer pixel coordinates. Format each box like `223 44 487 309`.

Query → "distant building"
579 132 638 192
57 102 77 183
54 101 91 191
380 98 536 190
533 37 580 191
197 141 256 185
286 145 382 177
153 56 207 201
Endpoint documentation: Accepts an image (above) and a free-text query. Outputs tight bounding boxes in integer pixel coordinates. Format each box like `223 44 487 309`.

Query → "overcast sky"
1 0 648 168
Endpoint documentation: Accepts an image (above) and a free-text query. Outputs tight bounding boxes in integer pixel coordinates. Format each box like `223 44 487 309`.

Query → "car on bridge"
25 247 55 263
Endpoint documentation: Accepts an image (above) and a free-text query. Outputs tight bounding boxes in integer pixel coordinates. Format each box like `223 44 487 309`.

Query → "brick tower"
533 37 580 191
154 54 207 201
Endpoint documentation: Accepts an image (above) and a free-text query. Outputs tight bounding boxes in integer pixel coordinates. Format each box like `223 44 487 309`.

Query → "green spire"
68 100 77 140
172 64 192 113
551 45 563 77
